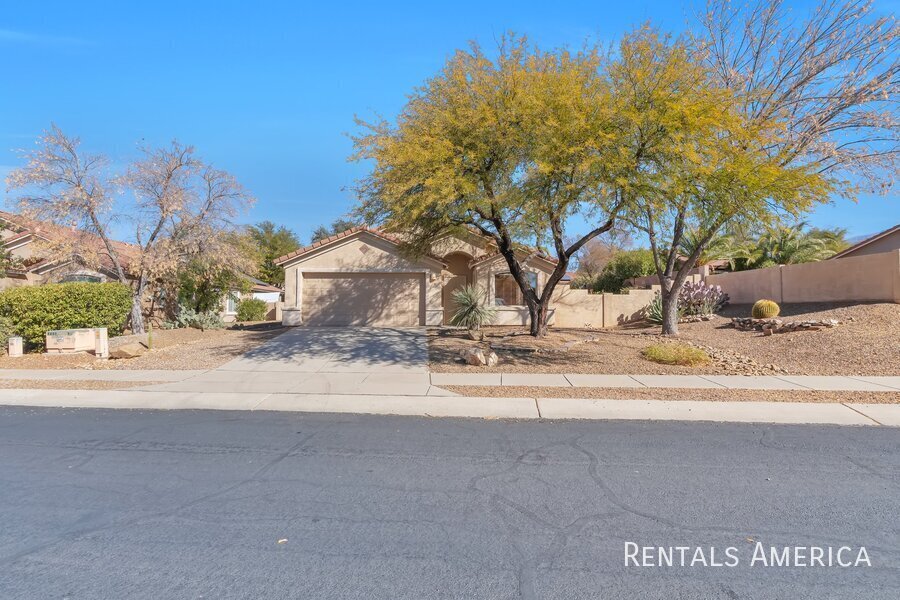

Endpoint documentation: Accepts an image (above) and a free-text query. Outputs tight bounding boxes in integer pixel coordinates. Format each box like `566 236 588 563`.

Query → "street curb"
0 389 896 426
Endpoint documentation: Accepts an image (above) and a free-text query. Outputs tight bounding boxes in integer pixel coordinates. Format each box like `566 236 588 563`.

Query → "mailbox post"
7 336 23 358
94 328 109 359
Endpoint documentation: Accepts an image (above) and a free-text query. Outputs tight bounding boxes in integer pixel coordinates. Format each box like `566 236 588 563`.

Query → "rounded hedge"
236 297 268 322
0 282 133 348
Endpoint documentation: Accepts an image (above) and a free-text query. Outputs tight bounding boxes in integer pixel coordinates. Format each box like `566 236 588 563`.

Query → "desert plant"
449 285 496 330
751 299 780 319
173 303 225 331
645 292 684 325
0 282 132 348
679 281 729 316
642 343 710 366
591 249 656 293
236 298 268 322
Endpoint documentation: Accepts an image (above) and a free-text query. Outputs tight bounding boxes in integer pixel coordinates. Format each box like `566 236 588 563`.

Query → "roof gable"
830 223 900 259
275 227 445 270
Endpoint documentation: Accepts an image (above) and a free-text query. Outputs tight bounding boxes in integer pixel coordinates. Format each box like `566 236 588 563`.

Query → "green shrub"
236 298 268 322
0 316 15 351
173 303 225 330
642 343 710 366
0 283 132 348
591 249 656 293
449 285 497 330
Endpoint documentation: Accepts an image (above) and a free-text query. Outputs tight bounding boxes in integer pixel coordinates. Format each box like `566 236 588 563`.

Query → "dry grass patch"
443 386 900 404
642 343 710 367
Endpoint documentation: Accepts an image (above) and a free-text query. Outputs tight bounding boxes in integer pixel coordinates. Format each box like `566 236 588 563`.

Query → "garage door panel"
302 273 423 326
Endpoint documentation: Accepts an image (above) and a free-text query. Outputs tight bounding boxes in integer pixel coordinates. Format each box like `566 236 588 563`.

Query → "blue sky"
1 0 896 243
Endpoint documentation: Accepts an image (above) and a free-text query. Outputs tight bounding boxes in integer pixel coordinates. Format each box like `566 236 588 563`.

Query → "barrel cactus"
751 299 780 319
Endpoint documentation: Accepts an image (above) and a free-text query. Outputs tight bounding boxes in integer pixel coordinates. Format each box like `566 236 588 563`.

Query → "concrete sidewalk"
3 369 898 392
430 373 900 391
0 388 897 426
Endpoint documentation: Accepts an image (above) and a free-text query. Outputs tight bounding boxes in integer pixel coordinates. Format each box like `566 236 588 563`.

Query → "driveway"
144 328 441 396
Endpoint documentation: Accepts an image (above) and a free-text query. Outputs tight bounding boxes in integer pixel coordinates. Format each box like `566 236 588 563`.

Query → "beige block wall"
551 286 656 328
551 287 604 328
706 249 900 304
707 267 783 304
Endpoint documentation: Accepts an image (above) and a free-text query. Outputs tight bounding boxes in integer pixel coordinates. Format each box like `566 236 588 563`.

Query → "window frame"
493 271 538 307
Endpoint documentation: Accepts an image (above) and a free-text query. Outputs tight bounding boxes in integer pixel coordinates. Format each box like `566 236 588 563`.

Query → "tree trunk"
661 290 680 336
130 294 145 334
528 301 551 337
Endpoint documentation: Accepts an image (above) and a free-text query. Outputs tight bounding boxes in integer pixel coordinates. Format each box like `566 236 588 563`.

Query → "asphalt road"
0 407 897 600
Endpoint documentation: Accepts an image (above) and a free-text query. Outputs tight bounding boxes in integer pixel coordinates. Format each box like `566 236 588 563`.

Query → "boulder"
466 330 485 342
109 342 148 360
486 351 499 367
458 348 487 366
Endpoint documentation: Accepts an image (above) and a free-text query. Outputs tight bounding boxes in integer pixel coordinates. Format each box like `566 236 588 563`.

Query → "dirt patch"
0 323 285 371
428 302 899 376
0 379 158 390
444 385 900 404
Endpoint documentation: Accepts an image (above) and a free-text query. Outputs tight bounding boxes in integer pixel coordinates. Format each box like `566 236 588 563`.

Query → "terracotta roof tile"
274 225 445 266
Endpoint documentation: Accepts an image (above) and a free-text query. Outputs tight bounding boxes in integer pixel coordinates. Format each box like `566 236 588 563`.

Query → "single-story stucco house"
273 226 654 328
829 223 900 260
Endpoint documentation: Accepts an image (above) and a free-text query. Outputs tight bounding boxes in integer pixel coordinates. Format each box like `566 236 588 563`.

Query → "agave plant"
449 285 497 330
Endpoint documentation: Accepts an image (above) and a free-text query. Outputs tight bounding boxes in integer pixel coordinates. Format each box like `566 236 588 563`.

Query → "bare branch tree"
7 126 255 334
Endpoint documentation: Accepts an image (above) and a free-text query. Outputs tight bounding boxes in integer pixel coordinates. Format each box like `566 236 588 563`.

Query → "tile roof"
468 249 559 268
273 225 445 266
0 210 139 274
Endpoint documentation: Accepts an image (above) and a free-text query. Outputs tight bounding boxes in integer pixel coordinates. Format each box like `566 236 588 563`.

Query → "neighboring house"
0 210 137 291
829 223 900 260
222 276 284 323
274 226 592 327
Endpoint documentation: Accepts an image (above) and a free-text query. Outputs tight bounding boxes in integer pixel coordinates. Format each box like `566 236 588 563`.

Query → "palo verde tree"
631 0 898 335
7 125 255 333
613 28 830 335
353 37 627 336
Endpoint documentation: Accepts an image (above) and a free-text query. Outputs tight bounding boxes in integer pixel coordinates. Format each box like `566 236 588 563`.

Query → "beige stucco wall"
707 266 784 304
551 286 656 328
707 249 900 304
281 232 445 326
839 229 900 258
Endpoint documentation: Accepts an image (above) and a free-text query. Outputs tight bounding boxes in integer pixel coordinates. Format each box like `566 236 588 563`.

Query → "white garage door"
302 273 424 326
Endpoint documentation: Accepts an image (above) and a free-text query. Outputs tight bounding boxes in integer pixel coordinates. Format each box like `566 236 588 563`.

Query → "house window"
494 272 537 306
225 293 238 314
60 274 102 283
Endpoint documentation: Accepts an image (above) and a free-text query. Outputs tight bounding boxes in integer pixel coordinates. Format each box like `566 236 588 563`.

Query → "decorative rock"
460 347 487 366
466 330 485 342
730 316 842 334
109 342 148 360
486 352 499 367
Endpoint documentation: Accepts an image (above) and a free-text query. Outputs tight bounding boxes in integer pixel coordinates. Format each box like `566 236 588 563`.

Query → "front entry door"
442 275 469 325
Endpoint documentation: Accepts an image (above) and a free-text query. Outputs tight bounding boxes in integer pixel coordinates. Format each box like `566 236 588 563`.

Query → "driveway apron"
144 328 437 396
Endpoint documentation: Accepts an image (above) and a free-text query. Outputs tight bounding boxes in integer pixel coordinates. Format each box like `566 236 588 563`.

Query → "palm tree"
744 222 844 268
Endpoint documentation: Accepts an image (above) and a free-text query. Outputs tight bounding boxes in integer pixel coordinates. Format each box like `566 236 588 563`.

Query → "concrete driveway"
144 328 442 396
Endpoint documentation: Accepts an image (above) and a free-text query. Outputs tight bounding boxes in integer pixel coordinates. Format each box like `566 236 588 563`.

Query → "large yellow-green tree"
353 37 627 337
612 29 830 334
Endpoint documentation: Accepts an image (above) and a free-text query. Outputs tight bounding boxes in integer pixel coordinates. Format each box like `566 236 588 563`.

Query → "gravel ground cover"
0 379 157 390
429 302 899 376
0 323 284 371
443 385 900 404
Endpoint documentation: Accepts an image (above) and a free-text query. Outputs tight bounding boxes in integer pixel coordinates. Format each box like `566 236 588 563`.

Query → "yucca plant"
449 285 497 330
